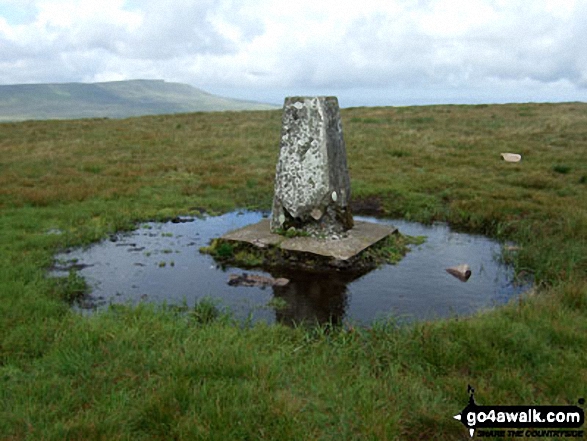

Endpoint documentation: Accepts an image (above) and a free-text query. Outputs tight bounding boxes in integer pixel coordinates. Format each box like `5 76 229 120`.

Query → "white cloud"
0 0 586 104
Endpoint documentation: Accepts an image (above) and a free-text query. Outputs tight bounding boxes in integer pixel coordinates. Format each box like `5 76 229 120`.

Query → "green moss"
360 233 425 265
274 227 311 238
233 249 264 267
200 239 235 260
266 297 288 310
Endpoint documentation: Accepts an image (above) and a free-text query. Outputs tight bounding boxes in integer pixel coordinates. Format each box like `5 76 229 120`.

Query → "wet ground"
50 211 532 326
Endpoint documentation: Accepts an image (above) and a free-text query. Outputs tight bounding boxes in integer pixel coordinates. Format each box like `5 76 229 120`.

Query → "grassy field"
1 103 586 440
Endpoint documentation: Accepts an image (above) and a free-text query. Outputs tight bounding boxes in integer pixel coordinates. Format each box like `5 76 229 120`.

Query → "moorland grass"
1 103 586 440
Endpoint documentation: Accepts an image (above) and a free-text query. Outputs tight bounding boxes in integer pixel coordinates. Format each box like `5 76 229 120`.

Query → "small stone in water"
446 264 472 282
228 273 290 288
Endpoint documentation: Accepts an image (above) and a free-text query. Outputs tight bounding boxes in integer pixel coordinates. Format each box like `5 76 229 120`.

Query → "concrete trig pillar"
270 96 353 235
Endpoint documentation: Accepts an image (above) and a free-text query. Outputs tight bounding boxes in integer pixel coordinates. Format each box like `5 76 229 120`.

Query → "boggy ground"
0 103 586 440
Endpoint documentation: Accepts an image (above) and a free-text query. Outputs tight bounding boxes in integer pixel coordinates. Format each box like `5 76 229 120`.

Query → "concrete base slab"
221 219 396 261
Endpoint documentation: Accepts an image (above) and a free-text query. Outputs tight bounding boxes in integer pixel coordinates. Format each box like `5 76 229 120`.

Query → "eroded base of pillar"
199 219 404 273
222 219 395 261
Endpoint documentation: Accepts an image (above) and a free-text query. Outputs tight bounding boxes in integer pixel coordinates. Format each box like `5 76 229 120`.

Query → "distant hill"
0 80 278 121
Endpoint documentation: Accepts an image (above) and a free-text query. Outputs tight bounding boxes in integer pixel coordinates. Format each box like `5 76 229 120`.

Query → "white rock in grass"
501 153 522 162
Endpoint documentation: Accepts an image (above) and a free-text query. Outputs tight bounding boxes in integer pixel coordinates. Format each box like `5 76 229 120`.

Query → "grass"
0 103 586 439
553 164 572 174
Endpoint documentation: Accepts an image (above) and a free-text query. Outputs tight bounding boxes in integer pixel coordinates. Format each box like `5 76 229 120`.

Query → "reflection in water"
271 270 361 326
50 211 532 326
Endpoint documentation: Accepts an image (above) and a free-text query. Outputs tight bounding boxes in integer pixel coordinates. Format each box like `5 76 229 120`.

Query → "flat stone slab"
221 219 397 261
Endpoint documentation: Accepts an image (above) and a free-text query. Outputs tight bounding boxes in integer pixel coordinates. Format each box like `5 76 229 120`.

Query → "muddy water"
51 211 531 326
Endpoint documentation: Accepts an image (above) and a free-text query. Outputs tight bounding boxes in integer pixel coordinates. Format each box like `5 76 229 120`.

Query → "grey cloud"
269 6 587 92
119 0 264 60
0 56 78 84
1 0 585 105
123 2 234 59
444 6 587 88
272 13 439 89
567 2 587 87
0 0 266 85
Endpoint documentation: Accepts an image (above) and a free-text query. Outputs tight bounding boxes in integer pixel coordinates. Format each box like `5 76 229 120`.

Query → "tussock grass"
1 103 586 439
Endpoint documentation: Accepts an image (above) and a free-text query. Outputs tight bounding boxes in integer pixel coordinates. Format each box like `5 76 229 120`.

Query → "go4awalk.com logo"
453 385 585 438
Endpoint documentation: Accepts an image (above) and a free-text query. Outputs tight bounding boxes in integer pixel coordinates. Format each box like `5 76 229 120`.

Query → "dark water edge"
50 211 532 326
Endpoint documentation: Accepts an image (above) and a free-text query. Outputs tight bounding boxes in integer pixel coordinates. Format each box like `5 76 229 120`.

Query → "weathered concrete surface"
270 96 353 235
222 219 396 261
222 220 282 247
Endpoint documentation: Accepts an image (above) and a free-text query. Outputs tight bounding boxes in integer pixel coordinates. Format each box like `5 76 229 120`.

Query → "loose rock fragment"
501 153 522 162
310 208 323 221
446 264 472 282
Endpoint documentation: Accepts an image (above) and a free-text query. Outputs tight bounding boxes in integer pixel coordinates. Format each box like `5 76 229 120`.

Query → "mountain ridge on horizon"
0 79 278 121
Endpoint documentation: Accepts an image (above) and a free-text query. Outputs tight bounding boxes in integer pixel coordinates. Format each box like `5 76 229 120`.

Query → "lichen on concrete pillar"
270 96 353 235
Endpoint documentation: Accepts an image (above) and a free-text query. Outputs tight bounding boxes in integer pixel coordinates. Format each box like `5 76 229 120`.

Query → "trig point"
270 96 353 235
210 96 397 270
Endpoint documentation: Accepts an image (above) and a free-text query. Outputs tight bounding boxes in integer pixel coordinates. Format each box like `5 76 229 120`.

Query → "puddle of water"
50 212 531 326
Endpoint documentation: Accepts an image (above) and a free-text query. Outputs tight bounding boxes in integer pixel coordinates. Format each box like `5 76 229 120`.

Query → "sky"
1 0 586 107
